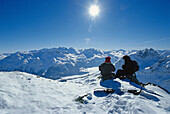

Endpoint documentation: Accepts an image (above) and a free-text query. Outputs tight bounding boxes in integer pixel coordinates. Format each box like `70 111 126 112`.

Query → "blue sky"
0 0 170 53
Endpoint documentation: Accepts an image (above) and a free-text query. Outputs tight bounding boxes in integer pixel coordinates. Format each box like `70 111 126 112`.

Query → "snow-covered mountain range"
115 48 166 70
0 47 169 113
0 47 169 79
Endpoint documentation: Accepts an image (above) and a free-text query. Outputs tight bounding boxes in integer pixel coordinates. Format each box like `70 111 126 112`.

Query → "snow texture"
0 68 170 114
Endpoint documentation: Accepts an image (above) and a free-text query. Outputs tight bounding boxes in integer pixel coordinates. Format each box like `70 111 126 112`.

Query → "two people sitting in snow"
99 55 140 85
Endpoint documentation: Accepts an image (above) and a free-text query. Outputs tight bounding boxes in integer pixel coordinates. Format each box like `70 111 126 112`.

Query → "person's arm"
122 64 125 69
112 64 116 72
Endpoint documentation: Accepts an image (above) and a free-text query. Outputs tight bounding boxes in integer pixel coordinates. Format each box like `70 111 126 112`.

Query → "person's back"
116 55 139 78
99 57 115 80
122 59 139 75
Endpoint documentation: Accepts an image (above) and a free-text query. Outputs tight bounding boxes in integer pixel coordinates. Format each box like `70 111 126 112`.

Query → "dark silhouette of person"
99 56 116 80
115 55 139 79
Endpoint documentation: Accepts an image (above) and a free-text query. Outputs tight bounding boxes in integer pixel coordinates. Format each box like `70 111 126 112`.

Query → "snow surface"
0 54 9 60
0 68 170 114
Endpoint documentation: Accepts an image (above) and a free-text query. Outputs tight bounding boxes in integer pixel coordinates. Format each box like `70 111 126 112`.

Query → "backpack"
132 61 139 72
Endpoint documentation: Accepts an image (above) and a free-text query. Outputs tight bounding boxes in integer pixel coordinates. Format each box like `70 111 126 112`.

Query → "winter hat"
123 55 130 60
105 56 111 63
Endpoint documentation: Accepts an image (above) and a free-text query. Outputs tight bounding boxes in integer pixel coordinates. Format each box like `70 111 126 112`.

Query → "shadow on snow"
94 79 160 102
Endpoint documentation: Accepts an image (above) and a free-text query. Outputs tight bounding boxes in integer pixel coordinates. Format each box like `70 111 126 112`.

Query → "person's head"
105 56 111 63
123 55 131 61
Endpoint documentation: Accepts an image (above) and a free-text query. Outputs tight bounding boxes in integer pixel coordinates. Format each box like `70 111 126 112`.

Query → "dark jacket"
122 60 139 75
99 62 116 80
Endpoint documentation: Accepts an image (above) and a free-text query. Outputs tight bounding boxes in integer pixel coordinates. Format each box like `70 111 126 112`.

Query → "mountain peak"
136 48 159 58
56 47 78 54
80 48 103 58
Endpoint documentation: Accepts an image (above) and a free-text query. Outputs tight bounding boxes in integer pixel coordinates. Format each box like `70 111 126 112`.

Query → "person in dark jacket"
115 55 139 79
99 56 116 80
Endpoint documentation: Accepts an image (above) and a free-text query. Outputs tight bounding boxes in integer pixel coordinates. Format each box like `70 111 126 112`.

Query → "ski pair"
94 88 142 95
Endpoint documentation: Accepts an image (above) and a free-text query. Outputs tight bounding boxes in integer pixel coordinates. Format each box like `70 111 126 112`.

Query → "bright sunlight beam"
89 5 100 17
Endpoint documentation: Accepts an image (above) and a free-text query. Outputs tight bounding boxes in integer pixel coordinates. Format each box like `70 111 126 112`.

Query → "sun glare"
89 5 100 17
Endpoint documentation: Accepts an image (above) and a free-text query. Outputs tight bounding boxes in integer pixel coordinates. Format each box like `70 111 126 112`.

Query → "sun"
89 5 100 17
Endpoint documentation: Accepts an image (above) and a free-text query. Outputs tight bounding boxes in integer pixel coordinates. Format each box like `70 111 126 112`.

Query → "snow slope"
0 69 170 114
0 53 9 60
142 55 170 74
137 55 170 90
